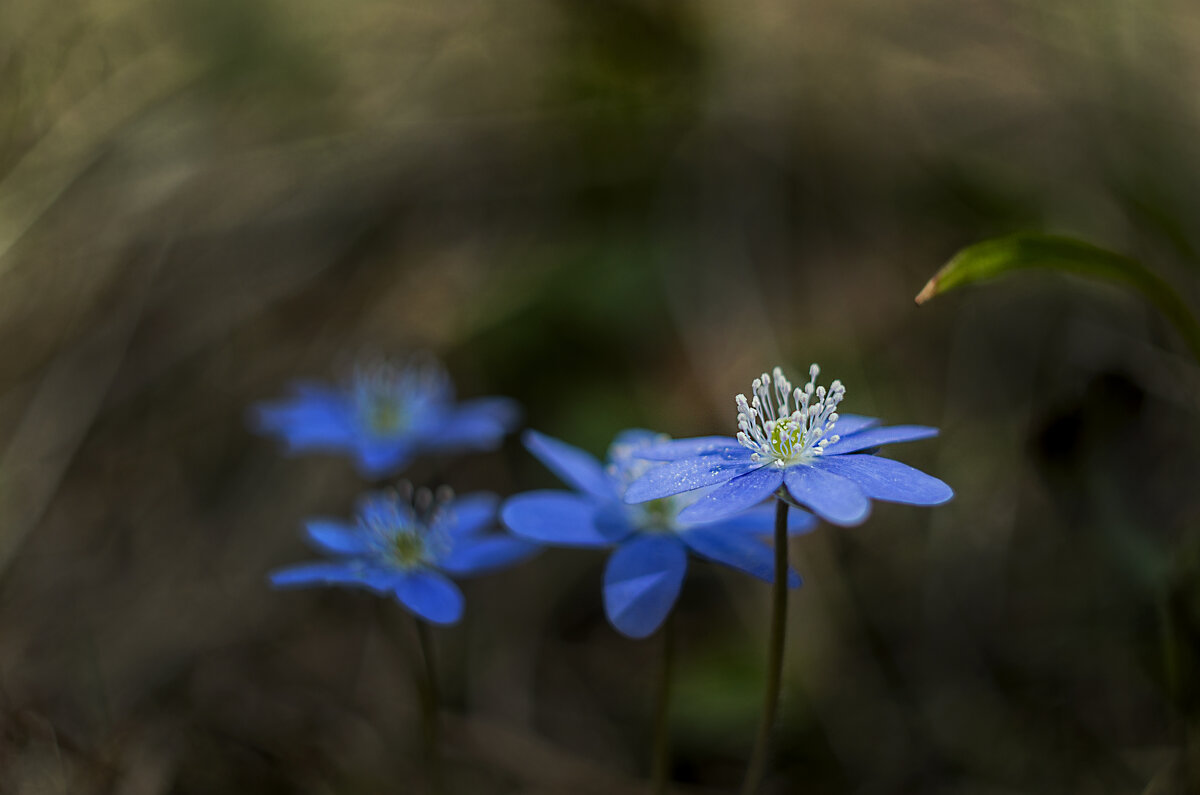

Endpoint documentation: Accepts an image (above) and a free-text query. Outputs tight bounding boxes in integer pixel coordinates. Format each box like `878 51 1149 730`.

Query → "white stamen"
735 363 846 467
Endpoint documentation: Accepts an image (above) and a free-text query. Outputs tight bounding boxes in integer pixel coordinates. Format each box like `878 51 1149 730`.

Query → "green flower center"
391 531 427 566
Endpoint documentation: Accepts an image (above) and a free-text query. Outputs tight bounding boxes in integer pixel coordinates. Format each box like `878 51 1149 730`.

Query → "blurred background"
2 0 1200 792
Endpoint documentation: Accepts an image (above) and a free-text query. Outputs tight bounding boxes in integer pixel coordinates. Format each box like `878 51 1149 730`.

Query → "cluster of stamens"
360 482 453 567
736 364 845 467
352 356 452 436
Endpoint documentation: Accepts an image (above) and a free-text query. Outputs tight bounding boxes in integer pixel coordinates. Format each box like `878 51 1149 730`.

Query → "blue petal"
523 430 616 501
250 390 356 450
822 425 938 456
394 570 465 624
437 492 499 537
353 439 415 478
501 490 626 547
423 411 507 451
269 561 400 592
832 414 880 437
304 520 370 555
782 464 871 526
700 503 818 536
680 524 801 587
603 535 688 639
438 536 540 576
634 436 740 461
608 427 663 452
813 455 953 505
454 396 521 431
623 453 761 504
676 466 783 523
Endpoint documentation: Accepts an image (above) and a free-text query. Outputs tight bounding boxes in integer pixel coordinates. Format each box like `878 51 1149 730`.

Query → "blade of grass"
916 233 1200 363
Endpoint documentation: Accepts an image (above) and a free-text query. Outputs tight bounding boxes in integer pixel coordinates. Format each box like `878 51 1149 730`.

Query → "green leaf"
916 233 1200 362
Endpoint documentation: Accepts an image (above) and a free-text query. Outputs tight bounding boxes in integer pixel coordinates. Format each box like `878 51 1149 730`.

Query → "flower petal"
438 536 540 576
680 524 801 587
423 398 519 451
635 436 743 462
700 503 818 536
782 464 871 526
523 430 615 501
822 425 938 456
304 520 370 556
501 490 626 547
394 570 465 625
454 396 521 431
353 439 415 478
250 390 356 450
676 466 784 523
623 455 763 504
438 493 499 537
813 455 953 505
603 535 688 639
831 414 880 437
269 561 399 592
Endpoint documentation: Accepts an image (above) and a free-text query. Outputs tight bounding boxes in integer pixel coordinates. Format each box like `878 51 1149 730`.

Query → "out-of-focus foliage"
918 233 1200 361
2 0 1200 792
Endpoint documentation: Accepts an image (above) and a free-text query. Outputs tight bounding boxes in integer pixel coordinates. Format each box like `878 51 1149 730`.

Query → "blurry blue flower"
252 356 520 478
271 488 538 624
501 430 816 639
624 365 953 527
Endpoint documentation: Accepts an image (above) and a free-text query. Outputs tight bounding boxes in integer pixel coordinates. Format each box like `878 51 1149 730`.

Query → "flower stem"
651 612 676 795
740 498 790 795
414 618 445 795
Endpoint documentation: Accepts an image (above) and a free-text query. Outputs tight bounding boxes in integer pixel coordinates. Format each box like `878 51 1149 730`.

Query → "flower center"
608 434 688 533
736 364 844 466
351 358 452 438
390 530 427 566
358 485 453 569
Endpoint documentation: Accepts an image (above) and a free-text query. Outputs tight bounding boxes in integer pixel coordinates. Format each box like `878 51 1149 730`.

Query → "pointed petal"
438 493 499 537
501 491 627 547
608 428 664 453
454 396 521 431
814 455 954 505
250 390 356 450
831 414 881 437
269 561 399 592
423 399 518 451
623 456 762 504
782 464 871 526
523 430 615 501
680 525 801 586
701 503 818 536
635 436 743 462
438 536 539 576
394 570 465 625
676 467 784 523
603 535 688 639
822 425 938 456
353 439 414 478
304 520 370 556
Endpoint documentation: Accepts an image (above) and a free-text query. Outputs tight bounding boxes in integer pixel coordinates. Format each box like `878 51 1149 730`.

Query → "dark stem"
740 498 790 795
414 618 445 795
651 612 676 795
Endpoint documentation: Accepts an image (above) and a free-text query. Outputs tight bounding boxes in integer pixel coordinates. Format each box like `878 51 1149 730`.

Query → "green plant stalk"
740 499 790 795
415 619 445 795
651 612 676 795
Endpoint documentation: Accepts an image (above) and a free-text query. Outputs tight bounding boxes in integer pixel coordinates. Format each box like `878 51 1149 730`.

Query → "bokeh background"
2 0 1200 792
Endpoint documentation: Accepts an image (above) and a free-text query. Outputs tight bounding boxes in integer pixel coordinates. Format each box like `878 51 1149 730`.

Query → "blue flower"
270 488 538 624
624 365 953 527
251 356 520 478
501 429 816 639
